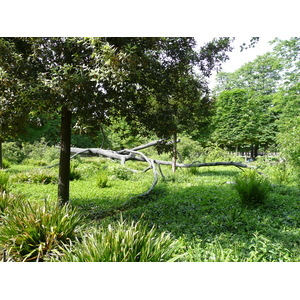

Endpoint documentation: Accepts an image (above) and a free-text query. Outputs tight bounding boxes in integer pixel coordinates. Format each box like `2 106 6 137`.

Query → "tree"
2 37 234 204
212 48 282 156
211 89 276 157
271 37 300 88
273 82 300 173
121 38 233 172
0 38 32 168
214 51 282 95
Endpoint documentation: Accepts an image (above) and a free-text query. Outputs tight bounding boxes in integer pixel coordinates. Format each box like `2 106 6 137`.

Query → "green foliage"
2 142 25 163
0 171 9 191
69 160 82 181
0 198 83 261
186 232 293 262
1 158 11 169
96 171 108 188
186 166 199 176
204 145 234 163
255 156 293 185
0 191 23 217
234 170 271 207
59 219 185 262
177 136 205 162
274 83 300 181
104 116 146 150
22 138 60 164
4 155 300 262
109 164 133 181
11 168 58 184
211 89 276 154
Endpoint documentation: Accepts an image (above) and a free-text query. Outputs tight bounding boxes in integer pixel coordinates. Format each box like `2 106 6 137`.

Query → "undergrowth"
2 154 300 262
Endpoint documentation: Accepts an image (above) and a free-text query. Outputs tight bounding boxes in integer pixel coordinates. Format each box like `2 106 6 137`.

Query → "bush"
2 142 25 163
2 158 11 169
0 171 9 192
59 219 185 262
96 171 108 188
177 136 205 162
109 165 132 180
0 199 83 261
233 170 271 207
22 138 60 164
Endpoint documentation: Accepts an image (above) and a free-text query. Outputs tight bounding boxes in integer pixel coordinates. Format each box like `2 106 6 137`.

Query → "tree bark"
58 106 72 205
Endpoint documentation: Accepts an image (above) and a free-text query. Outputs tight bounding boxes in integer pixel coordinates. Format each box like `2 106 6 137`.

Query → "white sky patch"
195 37 277 89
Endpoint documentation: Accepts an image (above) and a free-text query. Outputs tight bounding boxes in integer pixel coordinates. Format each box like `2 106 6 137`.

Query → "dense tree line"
212 37 300 165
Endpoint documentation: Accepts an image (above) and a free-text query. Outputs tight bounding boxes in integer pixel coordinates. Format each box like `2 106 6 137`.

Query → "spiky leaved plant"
0 198 83 261
59 219 185 262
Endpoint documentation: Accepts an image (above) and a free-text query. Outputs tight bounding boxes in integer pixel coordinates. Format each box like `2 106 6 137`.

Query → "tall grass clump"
0 171 9 192
0 199 83 261
59 219 185 262
234 170 271 207
69 160 82 181
96 171 108 188
11 169 58 184
0 191 23 218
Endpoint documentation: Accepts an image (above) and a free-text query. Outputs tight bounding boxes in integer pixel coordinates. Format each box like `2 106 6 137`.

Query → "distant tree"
215 51 282 95
273 82 300 172
211 89 276 157
271 37 300 88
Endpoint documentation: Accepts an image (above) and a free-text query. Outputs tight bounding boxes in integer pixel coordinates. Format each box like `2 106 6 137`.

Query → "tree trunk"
58 106 72 206
172 132 177 173
0 140 3 169
254 144 258 159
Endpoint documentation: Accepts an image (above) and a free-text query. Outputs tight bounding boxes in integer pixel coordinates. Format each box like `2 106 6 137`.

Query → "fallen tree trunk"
67 141 259 199
70 146 255 170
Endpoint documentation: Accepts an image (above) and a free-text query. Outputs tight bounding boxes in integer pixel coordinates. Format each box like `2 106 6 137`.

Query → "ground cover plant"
58 219 185 262
2 149 300 262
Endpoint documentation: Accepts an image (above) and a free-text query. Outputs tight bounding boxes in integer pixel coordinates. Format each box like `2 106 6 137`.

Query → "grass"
2 156 300 262
57 218 185 262
0 196 83 261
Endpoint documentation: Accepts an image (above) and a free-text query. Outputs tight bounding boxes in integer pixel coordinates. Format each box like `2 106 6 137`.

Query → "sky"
195 37 275 89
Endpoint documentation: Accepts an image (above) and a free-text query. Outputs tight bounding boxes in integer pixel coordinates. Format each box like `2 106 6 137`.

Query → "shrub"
177 136 205 162
204 146 232 163
0 171 9 192
109 165 132 180
0 200 83 261
2 142 25 163
233 170 271 207
96 171 108 188
22 138 60 163
59 219 185 262
2 158 11 169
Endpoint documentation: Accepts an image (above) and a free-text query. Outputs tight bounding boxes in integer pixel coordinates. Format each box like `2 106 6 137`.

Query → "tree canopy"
0 37 234 203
